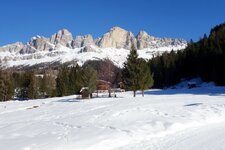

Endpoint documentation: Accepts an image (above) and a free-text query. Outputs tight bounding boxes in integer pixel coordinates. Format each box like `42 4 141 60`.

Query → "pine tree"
56 67 70 97
39 73 47 98
68 66 83 95
16 72 29 100
138 58 154 97
122 45 140 97
0 70 14 101
0 77 5 101
82 66 97 98
27 72 38 99
72 65 83 94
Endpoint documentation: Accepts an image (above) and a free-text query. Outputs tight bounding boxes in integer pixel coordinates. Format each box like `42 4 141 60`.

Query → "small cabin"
97 80 111 93
80 87 90 99
188 82 197 89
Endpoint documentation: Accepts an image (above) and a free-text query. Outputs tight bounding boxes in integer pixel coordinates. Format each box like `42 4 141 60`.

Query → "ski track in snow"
0 87 225 150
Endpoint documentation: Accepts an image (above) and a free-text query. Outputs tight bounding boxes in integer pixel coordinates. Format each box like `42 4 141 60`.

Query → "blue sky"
0 0 225 46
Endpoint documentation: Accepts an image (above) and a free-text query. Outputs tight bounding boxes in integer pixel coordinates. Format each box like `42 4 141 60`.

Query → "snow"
173 78 215 89
1 44 186 68
1 85 225 150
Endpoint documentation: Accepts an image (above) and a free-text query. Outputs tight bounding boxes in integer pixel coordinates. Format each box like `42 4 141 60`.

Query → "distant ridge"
0 27 187 69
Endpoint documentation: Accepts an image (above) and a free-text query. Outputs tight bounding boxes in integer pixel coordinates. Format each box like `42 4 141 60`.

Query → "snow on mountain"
0 27 187 69
0 86 225 150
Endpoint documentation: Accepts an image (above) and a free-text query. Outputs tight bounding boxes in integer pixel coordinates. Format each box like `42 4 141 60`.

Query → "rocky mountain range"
0 27 187 69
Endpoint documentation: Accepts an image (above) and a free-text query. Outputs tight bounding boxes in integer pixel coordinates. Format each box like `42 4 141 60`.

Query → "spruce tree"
122 45 140 97
56 67 70 97
27 72 38 99
68 66 83 95
82 66 97 98
39 73 47 98
138 58 154 97
0 70 14 101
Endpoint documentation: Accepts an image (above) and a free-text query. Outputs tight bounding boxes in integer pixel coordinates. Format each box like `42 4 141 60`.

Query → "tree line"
0 58 126 101
149 22 225 88
0 70 56 101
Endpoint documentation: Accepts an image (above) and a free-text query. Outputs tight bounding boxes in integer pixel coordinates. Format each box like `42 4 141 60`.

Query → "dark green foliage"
122 45 154 97
56 67 69 97
27 72 38 99
122 45 140 97
0 71 14 101
68 65 83 94
14 71 39 100
138 58 154 96
149 22 225 88
81 66 97 98
149 50 180 88
55 65 97 97
39 73 47 98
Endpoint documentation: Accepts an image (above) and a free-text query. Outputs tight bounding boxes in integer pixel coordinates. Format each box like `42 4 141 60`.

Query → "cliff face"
50 29 73 48
0 27 187 69
0 26 187 53
95 27 137 49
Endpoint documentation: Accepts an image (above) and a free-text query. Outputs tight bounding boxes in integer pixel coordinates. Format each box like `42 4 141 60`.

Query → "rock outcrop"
73 34 94 48
0 42 24 53
50 29 73 48
79 45 97 53
0 27 187 55
96 27 137 49
19 45 37 54
136 31 156 49
29 36 53 51
136 31 187 49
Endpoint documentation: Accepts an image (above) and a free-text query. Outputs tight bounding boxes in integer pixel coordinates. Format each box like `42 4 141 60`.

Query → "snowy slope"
0 44 186 68
1 86 225 150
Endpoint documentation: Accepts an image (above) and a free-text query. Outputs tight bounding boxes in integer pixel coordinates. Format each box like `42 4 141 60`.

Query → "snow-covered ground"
1 86 225 150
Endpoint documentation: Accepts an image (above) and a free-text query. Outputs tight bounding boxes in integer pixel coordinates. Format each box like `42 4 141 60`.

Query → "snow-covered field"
1 86 225 150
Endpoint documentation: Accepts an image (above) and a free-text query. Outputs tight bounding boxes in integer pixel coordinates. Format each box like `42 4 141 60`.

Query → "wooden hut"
80 87 90 99
97 80 111 93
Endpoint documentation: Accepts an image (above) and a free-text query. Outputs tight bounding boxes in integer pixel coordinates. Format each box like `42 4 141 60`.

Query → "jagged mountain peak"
0 42 24 53
0 27 187 69
56 28 72 36
73 34 94 48
109 26 127 32
137 31 150 37
50 28 73 48
96 26 136 49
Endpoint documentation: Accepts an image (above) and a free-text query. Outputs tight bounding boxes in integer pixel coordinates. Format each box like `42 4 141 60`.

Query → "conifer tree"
0 70 14 101
39 73 47 98
122 45 141 97
27 72 38 99
82 66 97 98
138 58 154 97
69 65 82 94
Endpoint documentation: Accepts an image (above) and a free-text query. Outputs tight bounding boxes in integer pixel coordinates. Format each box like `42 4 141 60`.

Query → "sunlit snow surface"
1 85 225 150
0 45 186 68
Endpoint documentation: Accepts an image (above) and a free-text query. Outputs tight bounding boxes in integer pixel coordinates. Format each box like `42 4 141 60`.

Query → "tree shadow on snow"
143 87 225 96
56 98 81 103
184 103 203 107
